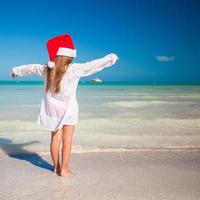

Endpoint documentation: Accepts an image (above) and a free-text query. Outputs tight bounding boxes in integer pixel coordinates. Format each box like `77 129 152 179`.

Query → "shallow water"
0 83 200 154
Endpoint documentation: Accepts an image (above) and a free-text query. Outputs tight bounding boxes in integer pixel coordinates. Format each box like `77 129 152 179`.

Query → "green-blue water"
1 80 200 86
0 81 200 154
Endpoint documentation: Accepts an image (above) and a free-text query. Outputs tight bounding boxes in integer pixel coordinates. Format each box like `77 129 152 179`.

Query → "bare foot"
53 164 61 175
60 169 75 177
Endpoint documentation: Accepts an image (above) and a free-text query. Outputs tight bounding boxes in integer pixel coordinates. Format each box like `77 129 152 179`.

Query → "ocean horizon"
1 80 200 86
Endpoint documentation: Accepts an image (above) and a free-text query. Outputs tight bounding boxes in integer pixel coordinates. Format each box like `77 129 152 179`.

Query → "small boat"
90 78 103 83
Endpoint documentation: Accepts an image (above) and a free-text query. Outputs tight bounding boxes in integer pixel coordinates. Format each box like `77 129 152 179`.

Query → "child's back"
12 53 119 132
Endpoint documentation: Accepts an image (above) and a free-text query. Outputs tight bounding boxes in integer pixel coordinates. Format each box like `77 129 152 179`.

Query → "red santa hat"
46 34 77 68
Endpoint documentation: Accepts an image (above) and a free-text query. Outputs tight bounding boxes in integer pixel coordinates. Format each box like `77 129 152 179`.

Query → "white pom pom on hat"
46 34 76 69
47 61 55 68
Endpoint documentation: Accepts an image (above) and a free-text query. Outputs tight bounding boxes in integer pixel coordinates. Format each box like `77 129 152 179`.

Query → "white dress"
12 53 118 132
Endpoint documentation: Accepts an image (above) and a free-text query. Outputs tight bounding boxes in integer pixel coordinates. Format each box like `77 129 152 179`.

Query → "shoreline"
1 146 200 157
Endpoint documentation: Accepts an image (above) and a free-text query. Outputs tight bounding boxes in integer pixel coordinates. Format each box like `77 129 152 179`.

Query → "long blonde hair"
46 55 73 93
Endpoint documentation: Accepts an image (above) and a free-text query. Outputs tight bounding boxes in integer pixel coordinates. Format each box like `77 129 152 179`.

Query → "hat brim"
57 47 77 57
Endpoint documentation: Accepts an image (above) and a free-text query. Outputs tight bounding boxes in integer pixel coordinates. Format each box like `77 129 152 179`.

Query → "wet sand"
1 150 200 200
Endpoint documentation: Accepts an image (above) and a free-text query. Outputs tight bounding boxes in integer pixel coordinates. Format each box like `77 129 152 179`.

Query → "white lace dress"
12 53 118 131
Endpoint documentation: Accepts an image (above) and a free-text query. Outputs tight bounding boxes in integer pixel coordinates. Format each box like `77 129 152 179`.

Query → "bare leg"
60 125 75 177
50 129 62 174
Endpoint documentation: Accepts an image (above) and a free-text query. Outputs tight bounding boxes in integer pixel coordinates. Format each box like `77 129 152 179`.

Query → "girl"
10 34 119 177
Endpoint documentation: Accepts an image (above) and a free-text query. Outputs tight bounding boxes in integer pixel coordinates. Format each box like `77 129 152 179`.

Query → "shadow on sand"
0 137 53 172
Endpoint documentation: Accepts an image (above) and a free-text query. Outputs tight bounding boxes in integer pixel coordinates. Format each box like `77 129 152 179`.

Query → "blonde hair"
46 55 73 93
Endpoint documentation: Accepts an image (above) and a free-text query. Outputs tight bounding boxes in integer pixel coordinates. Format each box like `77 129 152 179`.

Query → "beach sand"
1 150 200 200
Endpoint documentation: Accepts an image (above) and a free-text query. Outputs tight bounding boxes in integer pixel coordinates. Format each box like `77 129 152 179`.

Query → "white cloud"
155 55 175 62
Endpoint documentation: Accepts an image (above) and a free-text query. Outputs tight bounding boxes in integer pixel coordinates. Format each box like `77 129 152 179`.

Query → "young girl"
10 34 119 177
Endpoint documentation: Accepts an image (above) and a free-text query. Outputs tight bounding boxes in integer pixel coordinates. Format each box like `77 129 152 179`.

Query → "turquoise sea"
1 80 200 86
0 81 200 154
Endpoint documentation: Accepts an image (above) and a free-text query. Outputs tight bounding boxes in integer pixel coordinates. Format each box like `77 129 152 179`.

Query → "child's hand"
110 53 119 62
10 71 17 78
115 55 119 61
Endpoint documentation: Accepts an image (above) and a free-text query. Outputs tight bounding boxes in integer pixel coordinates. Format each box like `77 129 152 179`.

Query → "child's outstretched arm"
72 53 119 77
10 64 46 78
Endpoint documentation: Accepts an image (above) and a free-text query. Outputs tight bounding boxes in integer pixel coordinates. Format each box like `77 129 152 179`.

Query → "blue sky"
0 0 200 82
